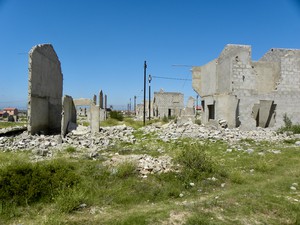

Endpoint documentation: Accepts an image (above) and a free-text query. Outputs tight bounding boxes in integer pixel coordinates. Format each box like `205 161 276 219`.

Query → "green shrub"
0 159 80 206
110 111 124 121
283 113 292 128
278 114 300 134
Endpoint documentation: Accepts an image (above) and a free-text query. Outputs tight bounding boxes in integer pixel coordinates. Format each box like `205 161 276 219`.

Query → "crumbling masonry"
192 44 300 130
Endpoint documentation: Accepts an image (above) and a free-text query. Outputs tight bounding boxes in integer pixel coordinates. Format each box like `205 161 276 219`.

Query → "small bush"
110 111 124 121
283 113 292 128
195 119 201 125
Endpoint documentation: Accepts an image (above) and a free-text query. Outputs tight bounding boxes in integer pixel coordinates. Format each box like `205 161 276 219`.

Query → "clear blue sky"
1 0 300 110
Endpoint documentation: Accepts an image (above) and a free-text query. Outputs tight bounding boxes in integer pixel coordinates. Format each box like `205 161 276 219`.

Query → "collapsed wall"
27 44 63 134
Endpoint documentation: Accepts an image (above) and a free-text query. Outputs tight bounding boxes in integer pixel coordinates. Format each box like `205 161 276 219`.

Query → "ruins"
27 43 109 136
27 44 63 134
192 44 300 130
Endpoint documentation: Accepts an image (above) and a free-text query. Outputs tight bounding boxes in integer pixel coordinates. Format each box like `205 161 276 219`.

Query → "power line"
152 75 191 81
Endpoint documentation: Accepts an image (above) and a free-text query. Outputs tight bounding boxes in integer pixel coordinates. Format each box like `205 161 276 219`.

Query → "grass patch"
0 121 26 129
2 137 300 224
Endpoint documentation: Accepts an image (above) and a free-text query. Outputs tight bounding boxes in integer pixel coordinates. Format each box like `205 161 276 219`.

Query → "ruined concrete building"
153 90 184 118
192 44 300 130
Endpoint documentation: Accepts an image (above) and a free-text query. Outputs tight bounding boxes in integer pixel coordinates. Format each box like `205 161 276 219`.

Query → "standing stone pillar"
99 90 104 109
27 44 63 134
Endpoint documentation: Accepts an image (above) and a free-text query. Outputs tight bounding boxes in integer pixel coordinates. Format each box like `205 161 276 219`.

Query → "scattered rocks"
104 154 173 176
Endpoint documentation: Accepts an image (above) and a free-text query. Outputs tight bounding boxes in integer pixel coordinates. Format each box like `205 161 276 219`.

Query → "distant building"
3 107 19 116
153 90 184 118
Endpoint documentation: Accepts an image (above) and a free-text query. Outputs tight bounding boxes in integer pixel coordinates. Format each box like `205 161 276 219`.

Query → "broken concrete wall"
61 95 77 137
28 44 63 134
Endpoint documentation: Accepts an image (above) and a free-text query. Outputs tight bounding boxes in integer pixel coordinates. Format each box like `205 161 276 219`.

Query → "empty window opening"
208 104 215 120
168 109 172 117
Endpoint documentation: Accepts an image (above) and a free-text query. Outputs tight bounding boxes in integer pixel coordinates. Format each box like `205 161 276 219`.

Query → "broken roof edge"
259 47 300 62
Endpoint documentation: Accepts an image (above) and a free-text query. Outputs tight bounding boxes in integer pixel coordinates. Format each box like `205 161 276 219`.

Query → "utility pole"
134 95 137 115
143 61 147 126
148 74 152 120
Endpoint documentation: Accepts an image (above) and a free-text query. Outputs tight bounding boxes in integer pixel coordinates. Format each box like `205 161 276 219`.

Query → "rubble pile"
140 120 292 143
0 122 295 153
0 125 135 152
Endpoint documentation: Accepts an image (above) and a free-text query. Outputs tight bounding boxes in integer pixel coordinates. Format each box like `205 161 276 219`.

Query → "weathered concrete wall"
252 61 280 94
61 95 77 137
28 44 63 134
217 45 251 94
192 60 217 97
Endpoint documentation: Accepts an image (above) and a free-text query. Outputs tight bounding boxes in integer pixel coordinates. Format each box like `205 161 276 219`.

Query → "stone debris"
0 121 297 154
104 154 173 175
139 121 293 143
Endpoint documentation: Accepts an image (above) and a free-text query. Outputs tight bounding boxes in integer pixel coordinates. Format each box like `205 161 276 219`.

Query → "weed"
65 146 76 153
278 113 300 134
175 141 216 181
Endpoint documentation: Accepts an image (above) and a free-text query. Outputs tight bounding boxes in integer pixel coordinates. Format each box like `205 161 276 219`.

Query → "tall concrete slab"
99 90 104 109
258 100 273 128
90 103 100 133
61 95 77 137
28 44 63 134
